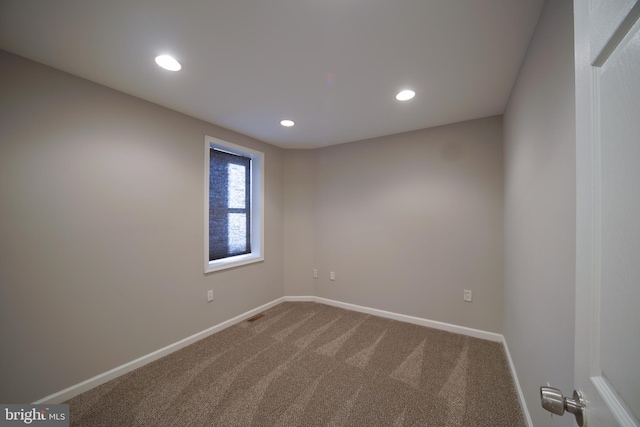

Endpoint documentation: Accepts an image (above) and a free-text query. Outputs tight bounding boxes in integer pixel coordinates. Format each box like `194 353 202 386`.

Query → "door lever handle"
540 386 586 426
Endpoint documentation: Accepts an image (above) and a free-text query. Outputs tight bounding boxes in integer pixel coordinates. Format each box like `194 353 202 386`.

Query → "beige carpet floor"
67 301 526 426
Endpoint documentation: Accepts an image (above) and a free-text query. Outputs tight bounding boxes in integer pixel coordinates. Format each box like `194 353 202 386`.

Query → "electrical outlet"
313 269 318 279
330 271 335 281
207 290 214 302
463 290 472 302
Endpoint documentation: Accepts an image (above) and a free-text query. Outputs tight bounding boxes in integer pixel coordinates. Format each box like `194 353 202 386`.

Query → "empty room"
2 0 639 426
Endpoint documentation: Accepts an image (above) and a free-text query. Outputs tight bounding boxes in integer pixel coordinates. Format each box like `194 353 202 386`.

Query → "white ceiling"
0 0 545 149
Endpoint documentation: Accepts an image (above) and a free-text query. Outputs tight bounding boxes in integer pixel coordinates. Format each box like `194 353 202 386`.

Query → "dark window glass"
209 149 251 261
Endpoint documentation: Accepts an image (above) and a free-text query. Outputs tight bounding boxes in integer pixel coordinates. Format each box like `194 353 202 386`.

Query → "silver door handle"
540 386 586 426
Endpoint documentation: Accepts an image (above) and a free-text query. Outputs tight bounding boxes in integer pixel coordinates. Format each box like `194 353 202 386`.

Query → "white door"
575 0 640 426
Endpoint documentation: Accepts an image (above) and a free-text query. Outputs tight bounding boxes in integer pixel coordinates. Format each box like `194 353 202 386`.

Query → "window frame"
204 136 264 273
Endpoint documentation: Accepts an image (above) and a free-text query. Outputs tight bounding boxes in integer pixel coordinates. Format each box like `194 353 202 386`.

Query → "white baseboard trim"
34 297 285 404
282 295 315 302
502 339 534 427
289 295 503 342
36 294 531 426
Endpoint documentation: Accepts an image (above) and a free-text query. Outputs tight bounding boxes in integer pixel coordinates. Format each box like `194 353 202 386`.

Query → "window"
205 136 264 273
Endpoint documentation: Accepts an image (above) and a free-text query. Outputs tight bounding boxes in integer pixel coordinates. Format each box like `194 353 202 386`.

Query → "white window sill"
205 253 264 273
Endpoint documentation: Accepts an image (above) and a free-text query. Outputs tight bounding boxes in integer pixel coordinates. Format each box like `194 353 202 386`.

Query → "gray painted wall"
283 149 315 296
503 0 576 425
0 51 285 403
308 116 505 333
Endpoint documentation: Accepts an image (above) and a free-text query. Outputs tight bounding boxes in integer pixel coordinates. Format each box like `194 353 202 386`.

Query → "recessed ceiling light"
155 55 181 71
280 119 295 127
396 89 415 101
